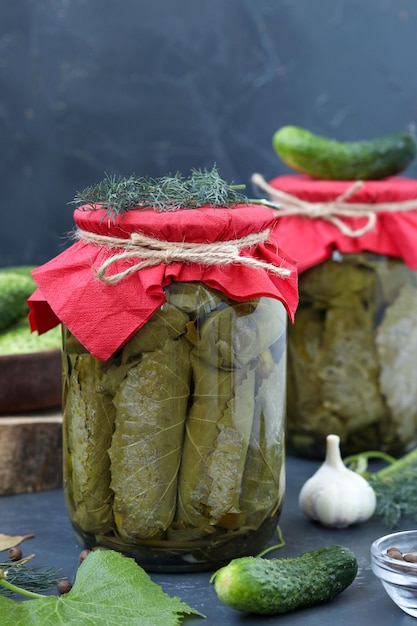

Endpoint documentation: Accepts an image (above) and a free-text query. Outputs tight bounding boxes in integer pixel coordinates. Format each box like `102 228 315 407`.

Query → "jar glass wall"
62 282 287 571
287 252 417 458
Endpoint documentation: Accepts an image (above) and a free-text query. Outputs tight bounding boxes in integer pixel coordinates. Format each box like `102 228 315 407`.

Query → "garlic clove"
299 434 377 528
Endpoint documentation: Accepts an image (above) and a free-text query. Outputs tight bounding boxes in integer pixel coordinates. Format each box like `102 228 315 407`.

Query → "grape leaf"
0 550 205 625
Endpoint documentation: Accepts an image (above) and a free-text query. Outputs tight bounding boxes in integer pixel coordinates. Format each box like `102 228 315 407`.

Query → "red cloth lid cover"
262 175 417 273
28 204 298 361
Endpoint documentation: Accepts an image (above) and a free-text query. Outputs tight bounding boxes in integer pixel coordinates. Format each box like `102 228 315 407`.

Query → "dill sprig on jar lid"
70 165 286 219
71 165 252 217
29 164 298 360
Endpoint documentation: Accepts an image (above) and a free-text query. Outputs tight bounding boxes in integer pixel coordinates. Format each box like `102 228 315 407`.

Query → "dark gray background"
2 0 417 266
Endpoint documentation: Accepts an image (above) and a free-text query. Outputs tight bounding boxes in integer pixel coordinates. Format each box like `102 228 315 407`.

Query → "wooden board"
0 410 62 495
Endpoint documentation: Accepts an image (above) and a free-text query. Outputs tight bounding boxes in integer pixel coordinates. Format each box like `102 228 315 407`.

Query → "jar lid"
263 175 417 273
28 204 298 361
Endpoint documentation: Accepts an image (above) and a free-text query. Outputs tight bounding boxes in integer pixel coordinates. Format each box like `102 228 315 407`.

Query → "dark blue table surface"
1 453 415 625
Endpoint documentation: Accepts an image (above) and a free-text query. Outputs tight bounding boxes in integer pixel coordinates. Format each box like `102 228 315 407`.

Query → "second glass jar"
287 251 417 458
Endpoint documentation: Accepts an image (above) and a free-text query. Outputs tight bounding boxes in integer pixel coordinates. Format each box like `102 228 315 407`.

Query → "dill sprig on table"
369 475 417 529
367 447 417 529
71 165 250 219
0 560 61 596
345 447 417 529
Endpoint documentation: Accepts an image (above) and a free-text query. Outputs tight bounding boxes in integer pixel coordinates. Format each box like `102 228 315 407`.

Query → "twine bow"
75 228 291 284
252 173 417 237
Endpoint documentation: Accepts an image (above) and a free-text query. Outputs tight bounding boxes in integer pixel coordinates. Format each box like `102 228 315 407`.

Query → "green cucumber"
0 317 62 355
211 544 358 615
272 125 417 180
0 272 36 333
0 265 36 277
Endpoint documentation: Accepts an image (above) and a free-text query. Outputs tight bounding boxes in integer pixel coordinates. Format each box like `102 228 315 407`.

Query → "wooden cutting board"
0 409 62 495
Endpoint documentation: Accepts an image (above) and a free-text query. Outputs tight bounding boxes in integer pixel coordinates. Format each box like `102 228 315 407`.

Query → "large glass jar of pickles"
61 287 288 571
28 170 298 571
264 174 417 459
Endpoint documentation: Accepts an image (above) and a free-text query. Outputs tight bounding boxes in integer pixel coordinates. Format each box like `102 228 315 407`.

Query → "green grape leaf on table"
0 550 205 625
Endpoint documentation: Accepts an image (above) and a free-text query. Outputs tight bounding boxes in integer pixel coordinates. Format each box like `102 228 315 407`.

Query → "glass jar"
62 282 287 572
287 251 417 458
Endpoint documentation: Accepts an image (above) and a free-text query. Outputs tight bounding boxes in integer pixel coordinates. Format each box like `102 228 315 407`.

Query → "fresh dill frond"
187 166 247 207
368 473 417 529
0 560 61 596
71 165 250 219
346 447 417 529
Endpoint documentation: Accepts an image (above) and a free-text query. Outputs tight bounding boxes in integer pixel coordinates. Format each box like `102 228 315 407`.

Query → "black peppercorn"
57 579 73 594
8 547 23 561
79 549 91 562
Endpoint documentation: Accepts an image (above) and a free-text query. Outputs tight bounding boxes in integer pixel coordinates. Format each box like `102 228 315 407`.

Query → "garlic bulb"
298 434 376 528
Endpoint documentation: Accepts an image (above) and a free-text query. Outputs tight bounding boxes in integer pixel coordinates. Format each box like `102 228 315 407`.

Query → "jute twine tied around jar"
252 173 417 238
75 228 292 285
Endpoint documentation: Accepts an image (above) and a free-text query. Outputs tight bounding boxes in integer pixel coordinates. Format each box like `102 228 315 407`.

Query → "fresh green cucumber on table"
211 544 358 615
272 125 417 180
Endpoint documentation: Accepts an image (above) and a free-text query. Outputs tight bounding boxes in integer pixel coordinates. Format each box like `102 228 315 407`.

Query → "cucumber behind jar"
272 125 417 180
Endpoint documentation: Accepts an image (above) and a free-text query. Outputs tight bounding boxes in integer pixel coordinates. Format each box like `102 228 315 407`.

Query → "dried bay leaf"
0 534 34 552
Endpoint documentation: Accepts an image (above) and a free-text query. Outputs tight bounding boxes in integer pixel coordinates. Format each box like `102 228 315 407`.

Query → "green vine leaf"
0 550 205 625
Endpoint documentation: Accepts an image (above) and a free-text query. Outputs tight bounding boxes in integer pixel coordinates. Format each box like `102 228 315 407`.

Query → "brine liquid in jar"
62 282 287 571
287 252 417 458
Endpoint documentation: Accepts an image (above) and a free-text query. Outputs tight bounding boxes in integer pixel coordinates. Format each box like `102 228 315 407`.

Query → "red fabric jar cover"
262 175 417 273
28 204 298 361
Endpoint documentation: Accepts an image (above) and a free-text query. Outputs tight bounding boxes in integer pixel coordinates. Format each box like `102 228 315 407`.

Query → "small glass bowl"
371 530 417 617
